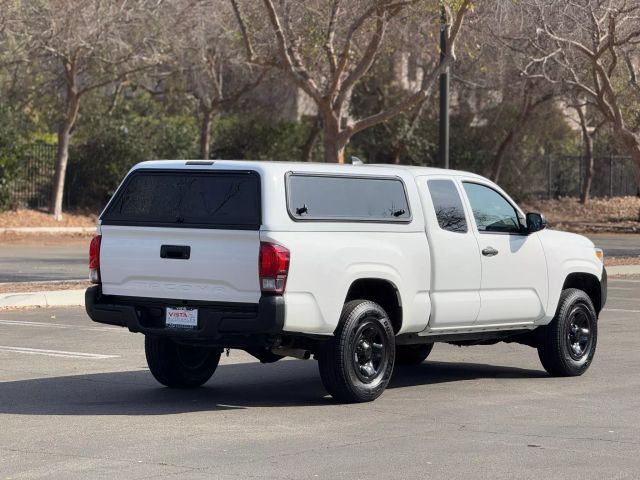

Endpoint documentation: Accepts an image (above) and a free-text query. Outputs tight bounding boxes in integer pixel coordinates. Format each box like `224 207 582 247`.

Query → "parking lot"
0 277 639 479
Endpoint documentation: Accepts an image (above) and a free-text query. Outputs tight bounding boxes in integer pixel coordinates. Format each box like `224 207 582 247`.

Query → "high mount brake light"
259 242 289 295
89 235 102 284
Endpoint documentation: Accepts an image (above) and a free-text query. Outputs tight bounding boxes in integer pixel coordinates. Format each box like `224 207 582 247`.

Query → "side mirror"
526 212 546 234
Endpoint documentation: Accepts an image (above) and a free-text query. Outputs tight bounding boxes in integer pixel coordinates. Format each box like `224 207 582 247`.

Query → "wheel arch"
344 278 403 334
561 272 603 314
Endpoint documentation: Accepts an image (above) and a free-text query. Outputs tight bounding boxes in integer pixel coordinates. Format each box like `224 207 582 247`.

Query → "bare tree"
451 1 559 183
488 81 554 182
569 95 606 203
162 2 266 160
523 0 640 184
230 0 473 163
17 0 167 219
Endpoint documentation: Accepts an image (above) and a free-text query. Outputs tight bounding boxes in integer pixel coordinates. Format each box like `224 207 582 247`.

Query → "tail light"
89 235 102 284
259 242 289 295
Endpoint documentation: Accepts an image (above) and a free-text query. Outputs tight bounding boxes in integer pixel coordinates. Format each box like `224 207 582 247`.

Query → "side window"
463 182 522 234
427 179 467 233
287 174 410 222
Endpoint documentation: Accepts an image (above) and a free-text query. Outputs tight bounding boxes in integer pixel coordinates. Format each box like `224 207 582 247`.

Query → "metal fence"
9 143 57 209
545 155 638 199
5 146 639 210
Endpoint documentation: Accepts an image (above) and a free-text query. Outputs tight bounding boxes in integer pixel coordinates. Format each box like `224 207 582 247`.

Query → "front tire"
537 288 597 376
396 343 433 366
318 300 395 403
145 336 222 388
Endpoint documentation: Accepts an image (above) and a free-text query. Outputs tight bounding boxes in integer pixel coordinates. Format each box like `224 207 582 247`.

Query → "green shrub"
212 115 309 161
0 106 33 211
67 101 200 209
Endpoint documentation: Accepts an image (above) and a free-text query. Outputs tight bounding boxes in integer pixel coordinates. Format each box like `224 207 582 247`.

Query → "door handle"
482 247 499 257
160 245 191 260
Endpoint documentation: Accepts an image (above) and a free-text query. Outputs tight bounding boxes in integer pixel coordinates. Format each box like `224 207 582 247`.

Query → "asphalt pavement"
0 240 89 283
0 233 639 283
589 233 640 258
0 277 639 479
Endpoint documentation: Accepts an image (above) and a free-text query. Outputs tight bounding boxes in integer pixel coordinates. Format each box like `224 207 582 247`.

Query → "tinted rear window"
102 170 260 229
287 174 410 222
427 179 467 233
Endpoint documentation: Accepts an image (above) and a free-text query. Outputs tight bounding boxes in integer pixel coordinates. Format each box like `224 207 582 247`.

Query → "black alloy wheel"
538 288 598 376
318 300 396 403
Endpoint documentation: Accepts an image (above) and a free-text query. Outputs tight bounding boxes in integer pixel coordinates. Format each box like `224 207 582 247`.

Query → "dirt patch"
521 196 640 234
0 209 98 228
0 231 94 244
0 281 90 294
0 236 92 248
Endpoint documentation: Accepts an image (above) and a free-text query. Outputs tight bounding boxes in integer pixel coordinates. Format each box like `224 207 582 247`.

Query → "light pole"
439 2 450 169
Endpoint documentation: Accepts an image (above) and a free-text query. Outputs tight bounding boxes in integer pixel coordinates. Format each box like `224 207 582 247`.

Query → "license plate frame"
165 307 198 329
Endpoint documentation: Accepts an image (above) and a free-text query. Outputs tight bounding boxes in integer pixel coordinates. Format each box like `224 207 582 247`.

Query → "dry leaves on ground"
0 209 98 228
521 196 640 233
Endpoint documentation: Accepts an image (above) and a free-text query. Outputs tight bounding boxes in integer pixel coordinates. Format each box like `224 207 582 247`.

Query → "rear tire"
318 300 395 403
145 336 222 388
396 343 433 366
537 288 597 377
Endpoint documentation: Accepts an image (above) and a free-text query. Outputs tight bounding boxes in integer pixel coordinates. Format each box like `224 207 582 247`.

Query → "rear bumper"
85 286 284 343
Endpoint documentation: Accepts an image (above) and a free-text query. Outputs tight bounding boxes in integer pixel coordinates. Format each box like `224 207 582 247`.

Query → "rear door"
99 169 261 303
418 176 481 329
460 180 548 325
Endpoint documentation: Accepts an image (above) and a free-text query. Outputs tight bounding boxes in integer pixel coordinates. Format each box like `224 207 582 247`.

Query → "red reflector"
259 242 289 295
89 235 101 283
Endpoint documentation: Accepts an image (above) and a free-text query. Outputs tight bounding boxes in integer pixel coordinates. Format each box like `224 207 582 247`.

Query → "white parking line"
0 319 124 333
0 346 118 359
604 308 640 313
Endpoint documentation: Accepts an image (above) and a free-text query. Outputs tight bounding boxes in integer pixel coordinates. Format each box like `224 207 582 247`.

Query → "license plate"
166 307 198 329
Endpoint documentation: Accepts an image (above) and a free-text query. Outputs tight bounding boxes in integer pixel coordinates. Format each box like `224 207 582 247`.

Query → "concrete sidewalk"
0 289 85 308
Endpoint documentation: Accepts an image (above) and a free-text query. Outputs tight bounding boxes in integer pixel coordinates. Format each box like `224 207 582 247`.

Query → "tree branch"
261 0 322 101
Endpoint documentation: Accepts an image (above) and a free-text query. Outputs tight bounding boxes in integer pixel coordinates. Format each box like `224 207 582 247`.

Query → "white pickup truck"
86 160 607 403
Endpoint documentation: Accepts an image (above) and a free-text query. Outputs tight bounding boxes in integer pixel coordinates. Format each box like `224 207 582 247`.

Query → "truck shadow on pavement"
0 360 547 416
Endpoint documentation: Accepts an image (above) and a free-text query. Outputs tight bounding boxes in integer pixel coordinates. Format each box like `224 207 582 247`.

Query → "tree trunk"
50 91 80 221
199 107 213 160
577 107 594 204
490 129 515 183
50 128 71 221
301 116 322 162
323 133 346 163
321 112 346 163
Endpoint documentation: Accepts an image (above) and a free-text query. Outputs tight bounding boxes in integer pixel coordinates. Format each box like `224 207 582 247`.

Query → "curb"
0 227 95 234
0 289 85 308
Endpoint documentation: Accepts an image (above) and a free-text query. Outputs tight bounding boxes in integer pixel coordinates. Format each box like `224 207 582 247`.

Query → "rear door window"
427 179 467 233
287 174 411 222
102 170 260 229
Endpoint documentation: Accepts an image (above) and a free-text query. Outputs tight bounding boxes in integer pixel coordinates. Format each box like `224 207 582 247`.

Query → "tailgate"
98 169 261 303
